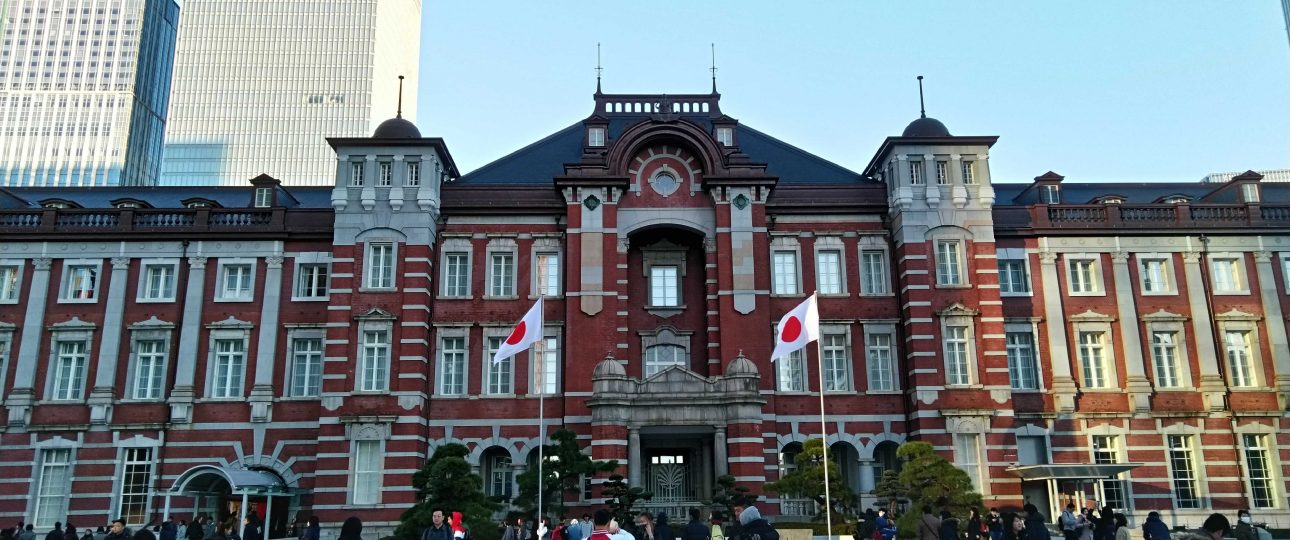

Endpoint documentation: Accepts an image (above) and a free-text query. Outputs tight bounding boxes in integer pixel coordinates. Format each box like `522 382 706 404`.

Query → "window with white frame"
294 262 329 300
1211 256 1246 293
1242 183 1260 203
1151 331 1182 389
487 250 515 297
210 338 246 398
365 242 394 289
909 160 924 185
777 349 805 392
441 249 471 297
998 258 1030 294
935 161 948 185
61 262 99 301
1039 184 1061 204
33 448 72 527
943 325 972 385
866 330 895 391
218 261 254 300
139 261 176 301
253 187 272 208
715 127 733 147
935 240 964 286
437 334 466 395
1006 330 1039 390
1067 257 1102 294
351 439 382 505
486 453 514 498
1078 331 1110 389
117 447 153 526
0 262 20 302
406 161 421 186
1242 434 1278 509
358 329 390 392
645 344 686 378
1224 330 1256 387
772 250 800 295
532 336 560 395
534 251 561 297
289 336 323 397
131 340 166 400
349 161 364 187
1137 257 1171 294
859 249 888 295
1166 434 1202 509
815 247 843 295
1091 435 1129 511
589 126 607 147
50 340 88 401
961 160 976 184
377 161 393 187
484 335 512 395
954 433 983 490
649 265 680 306
1282 255 1290 290
821 331 851 391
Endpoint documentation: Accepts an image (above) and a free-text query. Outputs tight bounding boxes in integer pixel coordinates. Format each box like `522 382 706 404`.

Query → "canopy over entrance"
1006 463 1143 481
171 465 291 495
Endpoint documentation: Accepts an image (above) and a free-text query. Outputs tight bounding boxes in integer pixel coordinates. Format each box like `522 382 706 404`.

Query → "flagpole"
536 338 546 522
813 293 833 540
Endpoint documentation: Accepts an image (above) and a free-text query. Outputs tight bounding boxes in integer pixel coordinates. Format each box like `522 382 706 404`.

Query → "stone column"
5 257 52 427
1181 251 1226 410
88 256 132 426
714 427 728 478
628 427 641 487
1038 251 1077 412
169 256 208 423
1253 252 1290 408
250 254 284 422
858 460 876 494
1110 251 1152 412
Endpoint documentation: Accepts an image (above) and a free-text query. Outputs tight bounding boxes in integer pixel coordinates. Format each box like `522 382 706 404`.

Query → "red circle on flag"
781 316 802 343
505 321 527 345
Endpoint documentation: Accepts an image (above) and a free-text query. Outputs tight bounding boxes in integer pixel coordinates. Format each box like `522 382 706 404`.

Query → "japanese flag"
493 297 544 364
771 294 820 361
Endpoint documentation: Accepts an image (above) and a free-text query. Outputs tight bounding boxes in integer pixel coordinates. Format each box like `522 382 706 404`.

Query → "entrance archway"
166 466 293 540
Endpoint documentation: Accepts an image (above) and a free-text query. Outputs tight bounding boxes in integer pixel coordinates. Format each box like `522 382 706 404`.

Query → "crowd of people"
0 512 319 540
471 504 777 540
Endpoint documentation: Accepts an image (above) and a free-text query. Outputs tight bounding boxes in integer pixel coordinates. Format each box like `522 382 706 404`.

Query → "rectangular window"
1242 434 1277 509
366 243 394 289
438 336 466 395
64 264 97 300
349 162 364 187
220 264 253 299
1140 258 1170 293
1211 258 1244 292
132 340 165 400
1242 183 1260 203
359 330 390 392
289 338 323 397
211 339 245 398
1151 332 1182 388
533 337 559 395
860 250 888 294
488 252 514 297
944 326 971 385
535 253 560 297
1091 436 1128 511
1225 331 1255 387
406 161 420 186
589 127 607 147
1078 332 1109 388
866 333 895 391
1006 332 1039 390
777 349 805 392
0 264 19 302
961 160 976 184
649 265 679 306
1040 184 1061 204
377 162 392 187
487 455 514 498
954 434 983 490
816 250 842 295
1167 435 1202 509
645 344 686 378
117 448 152 526
936 241 963 286
822 333 851 391
485 336 512 395
253 187 272 208
715 127 733 147
34 448 71 527
51 341 87 400
935 161 948 185
141 264 175 300
772 251 799 294
352 440 381 505
909 160 924 185
295 263 329 299
443 252 470 297
999 259 1030 294
1069 259 1099 293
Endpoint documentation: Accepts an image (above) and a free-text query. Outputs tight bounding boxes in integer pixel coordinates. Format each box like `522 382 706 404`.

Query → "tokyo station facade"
1 87 1289 535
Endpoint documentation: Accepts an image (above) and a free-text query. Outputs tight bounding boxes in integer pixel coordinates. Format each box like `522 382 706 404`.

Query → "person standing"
301 518 318 540
106 520 131 540
1021 505 1048 540
45 522 65 540
1141 512 1170 540
635 515 656 540
587 512 612 540
338 518 363 540
565 520 583 540
1233 510 1255 540
1112 515 1129 540
683 509 707 540
1059 505 1080 540
939 511 959 540
967 509 983 540
876 510 897 540
654 514 674 540
987 509 1002 540
734 506 776 540
917 507 942 540
707 512 724 540
18 525 36 540
161 518 177 540
423 510 452 540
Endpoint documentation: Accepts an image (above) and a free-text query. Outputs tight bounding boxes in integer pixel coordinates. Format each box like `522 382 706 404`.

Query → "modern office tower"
1202 169 1290 183
0 0 180 187
160 0 421 186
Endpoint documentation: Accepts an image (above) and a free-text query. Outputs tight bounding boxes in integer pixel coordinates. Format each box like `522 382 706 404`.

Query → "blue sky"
416 2 1289 183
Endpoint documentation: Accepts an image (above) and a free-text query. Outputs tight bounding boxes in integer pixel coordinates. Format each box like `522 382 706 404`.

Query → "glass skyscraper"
160 0 421 187
0 0 180 187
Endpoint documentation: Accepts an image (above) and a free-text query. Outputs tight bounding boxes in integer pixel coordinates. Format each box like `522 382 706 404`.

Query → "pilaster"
250 253 284 422
88 256 132 426
1181 251 1226 410
1252 251 1290 409
1110 251 1151 413
5 257 52 428
1038 251 1077 413
169 256 208 423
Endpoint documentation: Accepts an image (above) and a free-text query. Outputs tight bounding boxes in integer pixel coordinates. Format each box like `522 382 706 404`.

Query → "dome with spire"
902 116 950 137
372 116 421 139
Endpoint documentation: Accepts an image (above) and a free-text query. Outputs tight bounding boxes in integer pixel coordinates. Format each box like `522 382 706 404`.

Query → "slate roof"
0 185 334 209
994 181 1290 206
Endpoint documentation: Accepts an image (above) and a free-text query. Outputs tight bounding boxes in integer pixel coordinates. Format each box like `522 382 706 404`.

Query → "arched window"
644 344 686 377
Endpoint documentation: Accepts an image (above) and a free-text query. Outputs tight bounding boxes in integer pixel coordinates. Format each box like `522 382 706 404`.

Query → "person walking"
161 518 177 540
682 509 707 540
967 509 983 540
734 507 776 540
1094 507 1116 540
876 510 897 540
707 512 724 540
939 511 960 540
338 518 363 540
654 514 674 540
1021 505 1048 540
917 507 942 540
987 509 1002 540
1141 512 1170 540
587 512 611 540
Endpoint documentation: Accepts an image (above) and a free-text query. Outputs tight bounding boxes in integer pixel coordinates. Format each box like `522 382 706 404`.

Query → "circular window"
650 171 680 197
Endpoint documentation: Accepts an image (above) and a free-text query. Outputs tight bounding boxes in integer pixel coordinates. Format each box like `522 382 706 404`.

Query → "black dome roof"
372 117 421 139
902 116 950 137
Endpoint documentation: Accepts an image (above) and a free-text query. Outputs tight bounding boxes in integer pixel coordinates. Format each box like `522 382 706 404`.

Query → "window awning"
1006 463 1144 481
171 465 291 495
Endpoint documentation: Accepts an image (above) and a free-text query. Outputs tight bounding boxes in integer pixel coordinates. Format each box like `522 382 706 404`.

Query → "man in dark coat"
1022 505 1048 540
45 523 64 540
423 511 452 540
682 509 707 540
1141 512 1171 540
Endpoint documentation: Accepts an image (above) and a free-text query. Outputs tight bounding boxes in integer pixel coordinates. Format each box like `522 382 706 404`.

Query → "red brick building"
1 89 1288 536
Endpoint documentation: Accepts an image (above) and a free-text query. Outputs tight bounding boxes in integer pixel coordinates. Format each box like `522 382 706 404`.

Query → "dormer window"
1162 196 1190 205
253 187 272 208
1039 185 1061 204
183 198 218 209
116 201 139 208
588 127 606 147
909 160 924 185
41 199 78 209
716 127 733 147
1242 183 1260 203
1099 196 1124 205
111 198 150 209
349 162 365 187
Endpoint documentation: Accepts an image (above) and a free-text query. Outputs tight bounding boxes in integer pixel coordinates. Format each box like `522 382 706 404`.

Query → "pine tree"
707 474 759 522
872 470 907 514
601 474 653 530
892 442 983 539
765 438 855 525
514 429 618 518
395 443 503 540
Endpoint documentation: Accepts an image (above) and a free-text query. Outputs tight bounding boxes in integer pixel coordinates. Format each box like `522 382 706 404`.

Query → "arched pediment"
606 120 724 177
